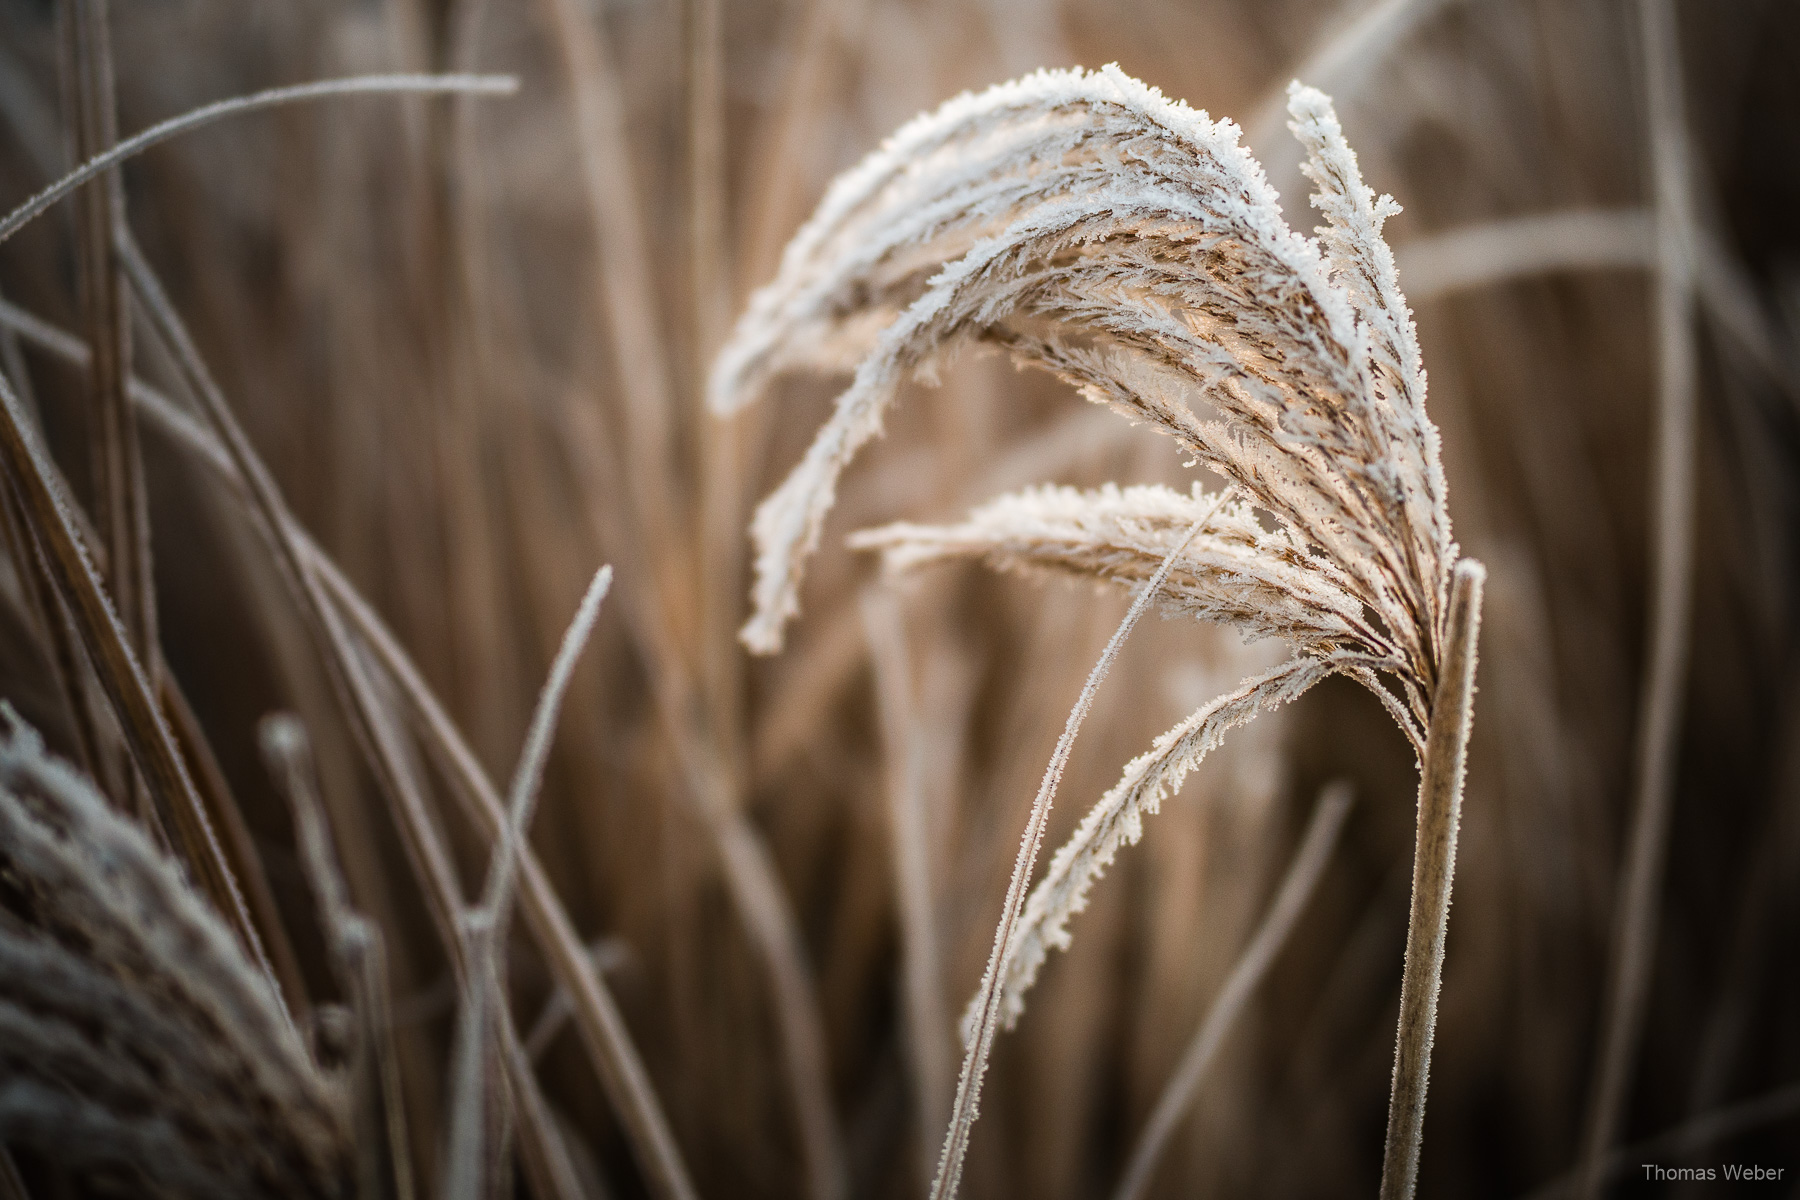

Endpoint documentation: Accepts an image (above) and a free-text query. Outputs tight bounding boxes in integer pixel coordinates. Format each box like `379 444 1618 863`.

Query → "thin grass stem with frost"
445 563 611 1200
0 365 264 971
261 715 415 1200
937 505 1221 1200
1378 558 1484 1200
67 242 695 1198
0 74 516 246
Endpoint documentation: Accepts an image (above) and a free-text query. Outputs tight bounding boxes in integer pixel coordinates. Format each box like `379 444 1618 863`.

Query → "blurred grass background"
0 0 1795 1195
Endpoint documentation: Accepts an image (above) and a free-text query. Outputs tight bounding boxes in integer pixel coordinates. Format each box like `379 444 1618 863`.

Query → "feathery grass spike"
715 67 1454 664
715 66 1482 1200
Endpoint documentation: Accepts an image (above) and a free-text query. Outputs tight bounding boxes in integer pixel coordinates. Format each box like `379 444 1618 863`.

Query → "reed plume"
714 65 1484 1199
0 708 350 1199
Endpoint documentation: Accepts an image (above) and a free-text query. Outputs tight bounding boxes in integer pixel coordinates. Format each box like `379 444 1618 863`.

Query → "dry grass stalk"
712 65 1485 1198
59 0 158 842
446 562 611 1200
861 587 956 1183
0 60 696 1190
113 226 684 1199
535 4 846 1185
0 388 109 792
0 257 94 800
0 74 518 245
1378 558 1483 1200
0 355 265 972
261 715 414 1200
1395 208 1655 301
1576 0 1701 1192
59 0 149 653
476 563 614 975
930 494 1216 1200
160 669 312 1021
535 0 679 539
0 709 349 1198
1114 780 1353 1200
687 0 744 763
2 280 693 1193
443 910 511 1200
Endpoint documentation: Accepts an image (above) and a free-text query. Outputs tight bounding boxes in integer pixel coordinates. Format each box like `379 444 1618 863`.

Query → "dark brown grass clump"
0 711 349 1198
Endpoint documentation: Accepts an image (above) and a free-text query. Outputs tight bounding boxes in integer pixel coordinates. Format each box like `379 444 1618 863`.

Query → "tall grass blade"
0 74 517 247
1113 780 1352 1200
261 714 415 1200
0 363 267 980
1574 1 1700 1192
932 505 1219 1200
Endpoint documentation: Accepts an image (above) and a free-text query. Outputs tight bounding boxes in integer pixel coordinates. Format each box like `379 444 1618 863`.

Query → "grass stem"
931 498 1226 1200
1378 557 1484 1200
1574 2 1698 1191
0 364 266 977
1114 780 1353 1200
0 73 516 247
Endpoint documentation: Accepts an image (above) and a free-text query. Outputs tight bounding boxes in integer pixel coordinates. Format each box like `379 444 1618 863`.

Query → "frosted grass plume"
717 65 1458 994
712 65 1481 1200
713 67 1453 663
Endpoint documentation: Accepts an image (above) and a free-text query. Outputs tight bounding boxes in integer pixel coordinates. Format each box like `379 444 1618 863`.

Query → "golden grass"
0 0 1794 1196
